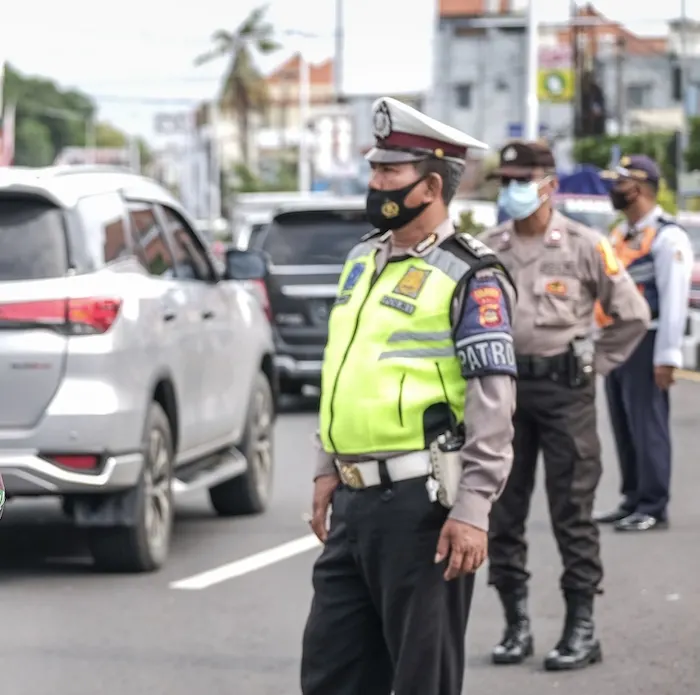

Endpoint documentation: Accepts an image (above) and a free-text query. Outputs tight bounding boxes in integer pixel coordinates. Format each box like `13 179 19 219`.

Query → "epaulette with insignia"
360 228 385 242
454 232 497 259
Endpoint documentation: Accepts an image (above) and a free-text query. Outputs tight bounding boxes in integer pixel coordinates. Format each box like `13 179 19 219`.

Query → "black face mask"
610 186 639 211
366 177 429 231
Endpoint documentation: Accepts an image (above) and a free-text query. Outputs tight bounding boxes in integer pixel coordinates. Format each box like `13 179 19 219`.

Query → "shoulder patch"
454 232 495 259
596 236 621 276
454 273 516 380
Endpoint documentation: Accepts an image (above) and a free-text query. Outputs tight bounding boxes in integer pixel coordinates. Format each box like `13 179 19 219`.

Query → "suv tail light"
251 280 272 322
0 298 122 334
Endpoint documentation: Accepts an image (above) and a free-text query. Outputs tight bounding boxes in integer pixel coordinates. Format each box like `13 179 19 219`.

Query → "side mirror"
224 248 267 281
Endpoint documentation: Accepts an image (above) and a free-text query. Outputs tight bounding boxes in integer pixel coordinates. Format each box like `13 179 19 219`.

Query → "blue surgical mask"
498 179 550 221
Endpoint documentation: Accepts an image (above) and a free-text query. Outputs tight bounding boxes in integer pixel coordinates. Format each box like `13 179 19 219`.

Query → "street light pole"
524 0 540 140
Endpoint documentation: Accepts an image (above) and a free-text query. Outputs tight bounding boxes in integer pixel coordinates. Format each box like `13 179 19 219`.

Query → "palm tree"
195 5 279 168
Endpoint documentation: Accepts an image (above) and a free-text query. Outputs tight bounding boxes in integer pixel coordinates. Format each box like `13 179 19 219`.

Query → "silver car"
0 166 277 572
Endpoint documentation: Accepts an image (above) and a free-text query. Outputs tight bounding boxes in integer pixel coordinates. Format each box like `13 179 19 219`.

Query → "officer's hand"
654 365 676 390
310 474 340 543
435 519 487 581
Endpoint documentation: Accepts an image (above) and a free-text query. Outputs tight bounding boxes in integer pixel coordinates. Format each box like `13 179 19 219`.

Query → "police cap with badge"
366 96 488 165
600 154 661 189
489 141 556 179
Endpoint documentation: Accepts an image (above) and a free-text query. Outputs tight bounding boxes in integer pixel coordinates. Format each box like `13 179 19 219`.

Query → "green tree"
573 132 675 189
3 64 151 167
194 5 280 167
15 118 54 167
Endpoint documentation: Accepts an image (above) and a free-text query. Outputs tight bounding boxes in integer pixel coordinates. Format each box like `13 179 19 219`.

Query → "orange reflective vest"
594 225 659 327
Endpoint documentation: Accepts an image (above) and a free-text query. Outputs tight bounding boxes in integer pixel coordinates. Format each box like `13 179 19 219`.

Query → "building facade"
428 0 700 157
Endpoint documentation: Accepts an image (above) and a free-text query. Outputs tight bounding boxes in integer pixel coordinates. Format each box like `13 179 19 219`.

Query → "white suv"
0 166 277 572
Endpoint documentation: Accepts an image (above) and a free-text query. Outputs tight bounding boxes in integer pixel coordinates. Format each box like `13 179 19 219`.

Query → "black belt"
516 352 569 380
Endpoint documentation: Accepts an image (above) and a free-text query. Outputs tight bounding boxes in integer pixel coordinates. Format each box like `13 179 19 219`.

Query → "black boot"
491 588 534 665
543 592 602 671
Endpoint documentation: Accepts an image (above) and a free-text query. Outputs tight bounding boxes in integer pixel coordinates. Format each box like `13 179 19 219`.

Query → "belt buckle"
338 463 365 489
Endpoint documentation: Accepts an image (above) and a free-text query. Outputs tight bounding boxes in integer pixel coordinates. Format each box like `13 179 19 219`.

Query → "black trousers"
301 478 475 695
605 331 671 519
488 378 603 595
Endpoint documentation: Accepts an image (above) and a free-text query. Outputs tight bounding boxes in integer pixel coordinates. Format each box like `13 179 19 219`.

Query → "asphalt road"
1 380 699 695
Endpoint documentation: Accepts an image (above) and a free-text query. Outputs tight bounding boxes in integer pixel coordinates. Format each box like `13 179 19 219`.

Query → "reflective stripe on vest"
319 244 471 455
594 225 660 327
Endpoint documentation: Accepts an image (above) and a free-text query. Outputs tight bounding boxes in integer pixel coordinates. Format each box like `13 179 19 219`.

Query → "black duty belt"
516 351 570 380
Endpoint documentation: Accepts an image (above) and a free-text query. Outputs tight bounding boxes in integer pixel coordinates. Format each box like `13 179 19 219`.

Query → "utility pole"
524 0 540 140
678 0 689 209
298 53 311 193
615 36 626 135
333 0 344 169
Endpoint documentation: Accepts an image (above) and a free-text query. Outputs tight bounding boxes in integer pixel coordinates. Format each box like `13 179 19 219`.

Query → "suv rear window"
0 197 68 281
263 209 371 265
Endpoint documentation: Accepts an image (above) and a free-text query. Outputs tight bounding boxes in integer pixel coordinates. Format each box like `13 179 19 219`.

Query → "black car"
250 197 370 395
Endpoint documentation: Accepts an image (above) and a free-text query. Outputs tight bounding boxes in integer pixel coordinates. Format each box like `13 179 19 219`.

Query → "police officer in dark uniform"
301 98 518 695
483 142 650 671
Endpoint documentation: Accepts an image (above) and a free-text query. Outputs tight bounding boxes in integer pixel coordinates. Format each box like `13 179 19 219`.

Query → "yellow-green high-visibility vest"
319 231 504 455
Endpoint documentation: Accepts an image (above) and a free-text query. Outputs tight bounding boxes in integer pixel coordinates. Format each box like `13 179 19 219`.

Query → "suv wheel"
88 402 174 572
209 372 274 516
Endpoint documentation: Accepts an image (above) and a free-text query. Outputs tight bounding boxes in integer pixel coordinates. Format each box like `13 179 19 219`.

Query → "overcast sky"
0 0 697 143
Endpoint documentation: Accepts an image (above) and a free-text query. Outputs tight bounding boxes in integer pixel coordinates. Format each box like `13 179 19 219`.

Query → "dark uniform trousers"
605 330 671 519
488 378 603 595
301 478 475 695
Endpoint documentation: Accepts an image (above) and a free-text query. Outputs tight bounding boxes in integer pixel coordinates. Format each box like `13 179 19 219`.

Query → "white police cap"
366 96 488 165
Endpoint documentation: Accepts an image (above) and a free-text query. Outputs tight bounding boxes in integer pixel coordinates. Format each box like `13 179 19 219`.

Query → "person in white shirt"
595 155 694 532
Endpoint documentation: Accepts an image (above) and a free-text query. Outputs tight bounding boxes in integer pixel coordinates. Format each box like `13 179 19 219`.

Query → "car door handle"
201 310 215 320
163 312 177 322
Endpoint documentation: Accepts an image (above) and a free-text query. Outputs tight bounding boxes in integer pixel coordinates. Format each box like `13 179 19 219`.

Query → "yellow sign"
537 68 574 103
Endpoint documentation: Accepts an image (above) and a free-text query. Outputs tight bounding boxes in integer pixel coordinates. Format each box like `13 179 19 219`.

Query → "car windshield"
263 209 371 265
0 196 69 281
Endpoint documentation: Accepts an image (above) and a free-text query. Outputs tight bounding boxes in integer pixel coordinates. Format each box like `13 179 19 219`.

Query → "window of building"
626 83 652 109
128 204 175 277
455 83 473 109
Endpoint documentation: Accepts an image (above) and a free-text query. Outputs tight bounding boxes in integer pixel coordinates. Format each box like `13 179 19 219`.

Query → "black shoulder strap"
657 215 683 232
448 232 517 300
359 228 384 243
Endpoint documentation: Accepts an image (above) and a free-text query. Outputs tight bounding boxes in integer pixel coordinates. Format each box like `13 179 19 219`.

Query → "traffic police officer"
301 97 518 695
595 155 694 531
483 142 650 671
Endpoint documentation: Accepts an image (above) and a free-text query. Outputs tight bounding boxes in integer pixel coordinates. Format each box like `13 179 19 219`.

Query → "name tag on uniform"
381 295 416 315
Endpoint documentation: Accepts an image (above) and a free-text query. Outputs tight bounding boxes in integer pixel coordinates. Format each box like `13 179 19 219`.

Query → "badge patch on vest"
393 266 431 299
545 280 567 295
478 304 503 327
380 295 416 315
334 294 351 306
342 262 365 292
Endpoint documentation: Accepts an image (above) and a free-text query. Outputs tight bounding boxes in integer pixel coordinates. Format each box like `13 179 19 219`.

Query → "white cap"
365 96 488 165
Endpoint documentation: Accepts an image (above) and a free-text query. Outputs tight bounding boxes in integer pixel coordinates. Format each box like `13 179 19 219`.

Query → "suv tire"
209 372 274 516
280 377 304 396
88 402 174 572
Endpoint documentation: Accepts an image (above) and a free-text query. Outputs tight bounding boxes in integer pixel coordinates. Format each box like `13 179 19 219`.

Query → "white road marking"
677 369 700 383
169 534 322 590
